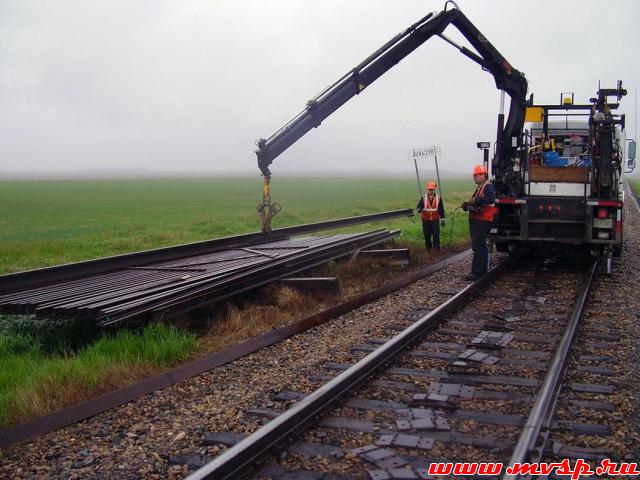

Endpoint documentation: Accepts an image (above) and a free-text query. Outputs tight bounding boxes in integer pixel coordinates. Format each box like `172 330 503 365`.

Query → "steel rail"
0 230 399 323
95 232 391 314
0 209 413 294
502 259 598 479
147 231 400 321
10 232 390 321
98 231 399 326
185 257 515 480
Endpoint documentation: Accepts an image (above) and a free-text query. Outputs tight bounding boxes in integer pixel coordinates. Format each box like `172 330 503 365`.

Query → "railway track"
3 230 637 480
178 253 617 479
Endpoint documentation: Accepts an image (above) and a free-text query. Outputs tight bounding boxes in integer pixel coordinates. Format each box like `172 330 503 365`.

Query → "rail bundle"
0 230 400 327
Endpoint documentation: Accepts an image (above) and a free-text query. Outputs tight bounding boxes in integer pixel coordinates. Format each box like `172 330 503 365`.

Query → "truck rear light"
597 208 608 219
535 203 561 213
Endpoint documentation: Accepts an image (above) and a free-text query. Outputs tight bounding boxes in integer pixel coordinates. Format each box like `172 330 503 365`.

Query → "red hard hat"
472 165 488 175
426 181 437 190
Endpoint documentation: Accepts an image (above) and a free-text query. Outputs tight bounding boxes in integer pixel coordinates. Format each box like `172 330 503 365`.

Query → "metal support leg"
606 247 613 274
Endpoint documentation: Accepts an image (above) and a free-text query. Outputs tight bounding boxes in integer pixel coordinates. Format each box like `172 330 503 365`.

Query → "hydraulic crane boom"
255 2 528 231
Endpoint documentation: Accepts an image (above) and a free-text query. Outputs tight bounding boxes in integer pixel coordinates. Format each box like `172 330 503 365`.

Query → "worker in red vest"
416 181 445 251
461 165 496 280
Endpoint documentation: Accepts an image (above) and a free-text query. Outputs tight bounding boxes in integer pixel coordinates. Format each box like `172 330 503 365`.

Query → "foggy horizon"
1 0 638 178
0 166 472 181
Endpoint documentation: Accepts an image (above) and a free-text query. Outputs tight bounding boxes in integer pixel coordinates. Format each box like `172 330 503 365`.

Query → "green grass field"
0 177 472 273
0 176 474 427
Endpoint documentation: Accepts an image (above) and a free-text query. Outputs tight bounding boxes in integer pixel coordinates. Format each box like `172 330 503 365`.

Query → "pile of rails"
0 230 398 328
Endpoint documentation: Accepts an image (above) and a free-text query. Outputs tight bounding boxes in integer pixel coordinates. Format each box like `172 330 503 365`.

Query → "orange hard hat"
426 181 437 190
472 165 488 175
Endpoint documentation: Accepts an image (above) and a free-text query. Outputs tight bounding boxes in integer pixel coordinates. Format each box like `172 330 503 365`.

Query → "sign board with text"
411 146 441 159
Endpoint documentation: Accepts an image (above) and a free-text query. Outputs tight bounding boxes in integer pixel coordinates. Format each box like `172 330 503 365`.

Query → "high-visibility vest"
469 180 497 222
421 194 440 221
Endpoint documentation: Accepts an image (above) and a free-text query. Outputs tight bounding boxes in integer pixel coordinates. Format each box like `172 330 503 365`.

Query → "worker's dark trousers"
422 219 440 250
469 219 492 275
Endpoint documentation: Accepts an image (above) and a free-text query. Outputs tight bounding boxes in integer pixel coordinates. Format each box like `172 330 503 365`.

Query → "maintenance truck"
490 84 636 272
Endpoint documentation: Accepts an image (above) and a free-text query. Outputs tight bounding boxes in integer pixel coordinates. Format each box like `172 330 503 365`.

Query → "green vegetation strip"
0 177 472 274
0 316 197 428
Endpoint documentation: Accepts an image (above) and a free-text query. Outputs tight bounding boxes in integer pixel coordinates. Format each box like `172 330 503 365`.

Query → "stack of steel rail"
0 230 398 327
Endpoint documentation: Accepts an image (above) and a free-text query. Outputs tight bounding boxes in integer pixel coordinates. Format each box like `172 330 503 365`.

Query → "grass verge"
0 318 197 428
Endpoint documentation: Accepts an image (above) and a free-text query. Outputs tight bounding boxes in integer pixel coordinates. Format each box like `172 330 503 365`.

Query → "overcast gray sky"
1 0 638 177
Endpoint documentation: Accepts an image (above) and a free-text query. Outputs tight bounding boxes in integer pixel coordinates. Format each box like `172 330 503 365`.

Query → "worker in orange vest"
416 181 445 251
461 165 496 280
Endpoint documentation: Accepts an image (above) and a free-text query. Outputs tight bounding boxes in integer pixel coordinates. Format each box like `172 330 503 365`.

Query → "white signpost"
410 145 443 199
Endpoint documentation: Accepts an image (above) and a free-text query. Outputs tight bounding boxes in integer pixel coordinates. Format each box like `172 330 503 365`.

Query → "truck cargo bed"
529 165 589 183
